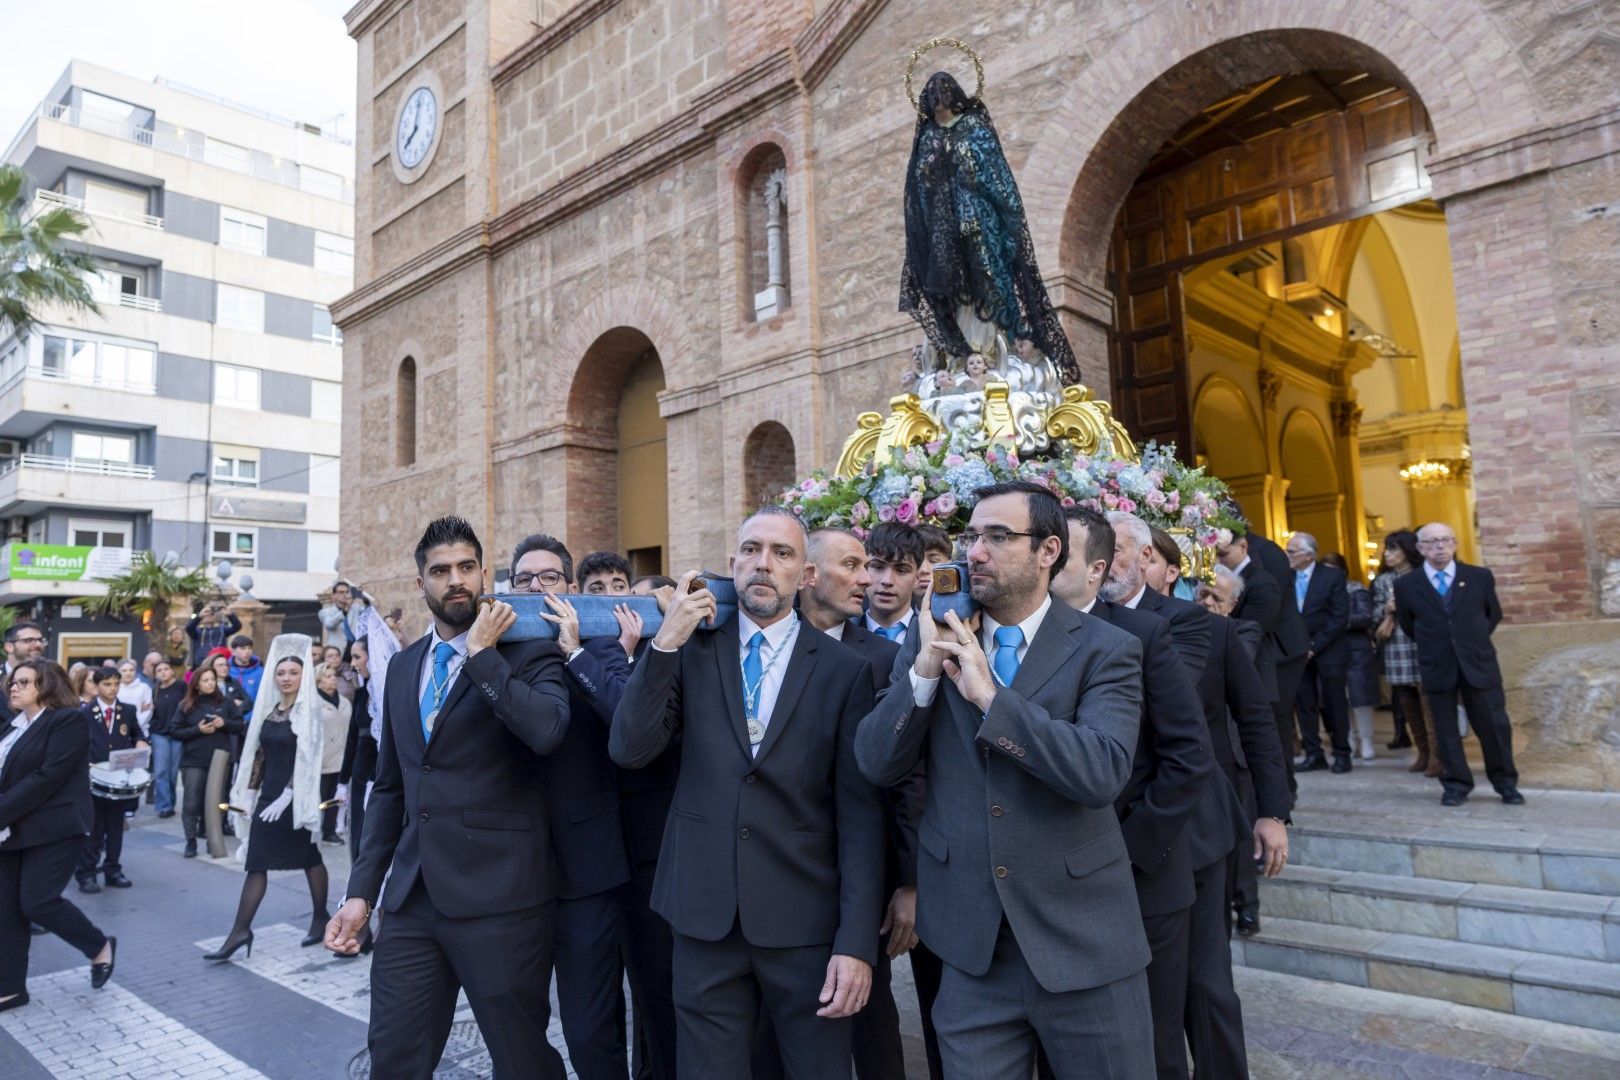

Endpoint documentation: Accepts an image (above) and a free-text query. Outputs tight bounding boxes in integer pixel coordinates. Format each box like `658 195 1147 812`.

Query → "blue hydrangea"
943 459 996 503
870 471 916 507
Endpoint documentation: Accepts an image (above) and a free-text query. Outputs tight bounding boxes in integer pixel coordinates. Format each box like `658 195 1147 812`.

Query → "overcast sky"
1 0 357 148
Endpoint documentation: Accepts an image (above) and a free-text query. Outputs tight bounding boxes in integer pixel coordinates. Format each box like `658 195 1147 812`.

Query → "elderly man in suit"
1394 522 1523 807
1102 512 1210 680
857 481 1151 1079
1052 506 1210 1080
325 516 573 1080
611 507 883 1079
1285 532 1353 774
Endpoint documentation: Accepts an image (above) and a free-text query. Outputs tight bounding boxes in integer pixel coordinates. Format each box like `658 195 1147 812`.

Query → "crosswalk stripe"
0 968 270 1080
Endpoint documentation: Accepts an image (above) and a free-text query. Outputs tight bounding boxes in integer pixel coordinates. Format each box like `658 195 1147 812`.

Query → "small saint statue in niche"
898 68 1081 385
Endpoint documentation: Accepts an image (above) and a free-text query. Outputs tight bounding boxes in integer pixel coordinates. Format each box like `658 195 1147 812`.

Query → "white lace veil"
229 633 323 864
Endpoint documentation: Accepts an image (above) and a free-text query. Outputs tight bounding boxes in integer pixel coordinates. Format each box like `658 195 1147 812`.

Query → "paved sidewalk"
7 784 1620 1079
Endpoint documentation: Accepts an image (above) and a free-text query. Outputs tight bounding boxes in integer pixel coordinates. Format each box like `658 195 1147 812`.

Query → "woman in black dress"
0 660 117 1012
206 640 329 961
169 668 245 858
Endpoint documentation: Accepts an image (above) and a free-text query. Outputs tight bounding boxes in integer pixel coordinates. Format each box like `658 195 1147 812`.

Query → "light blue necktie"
1295 570 1308 610
992 626 1023 688
1433 570 1449 597
742 631 766 711
419 641 455 742
881 624 904 643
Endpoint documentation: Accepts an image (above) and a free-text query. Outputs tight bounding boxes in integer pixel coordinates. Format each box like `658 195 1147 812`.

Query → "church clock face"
395 86 439 173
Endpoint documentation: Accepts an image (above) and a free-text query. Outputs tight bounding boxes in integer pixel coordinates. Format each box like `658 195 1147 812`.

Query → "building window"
212 449 259 486
309 453 340 498
314 232 353 276
203 138 251 171
83 179 149 220
70 431 134 464
214 363 261 409
40 333 155 390
216 284 265 332
396 357 417 467
307 530 339 574
312 305 342 346
211 528 256 566
69 518 129 548
302 166 344 200
311 380 341 422
219 207 267 255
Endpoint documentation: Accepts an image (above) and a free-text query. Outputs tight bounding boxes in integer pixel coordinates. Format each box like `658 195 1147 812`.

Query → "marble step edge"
1287 824 1620 894
1288 811 1620 858
1239 917 1620 997
1271 864 1620 921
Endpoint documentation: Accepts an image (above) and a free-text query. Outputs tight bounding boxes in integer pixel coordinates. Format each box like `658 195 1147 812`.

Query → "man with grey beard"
611 507 884 1079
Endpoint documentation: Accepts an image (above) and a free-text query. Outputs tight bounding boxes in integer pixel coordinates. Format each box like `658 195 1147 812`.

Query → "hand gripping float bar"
476 573 740 643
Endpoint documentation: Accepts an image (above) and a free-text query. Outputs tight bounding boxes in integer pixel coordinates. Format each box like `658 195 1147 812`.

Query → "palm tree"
78 552 211 654
0 163 99 342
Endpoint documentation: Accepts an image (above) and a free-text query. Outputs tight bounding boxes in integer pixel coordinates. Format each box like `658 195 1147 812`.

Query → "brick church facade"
334 1 1620 781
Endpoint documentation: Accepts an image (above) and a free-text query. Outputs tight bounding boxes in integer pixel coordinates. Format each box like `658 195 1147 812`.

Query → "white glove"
257 789 293 823
336 783 350 805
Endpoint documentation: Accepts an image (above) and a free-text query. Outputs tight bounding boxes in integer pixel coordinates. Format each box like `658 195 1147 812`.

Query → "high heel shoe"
0 992 29 1013
91 937 116 989
203 931 253 962
302 914 330 948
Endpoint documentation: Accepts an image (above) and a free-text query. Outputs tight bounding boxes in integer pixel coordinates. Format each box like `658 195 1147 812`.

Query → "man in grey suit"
856 481 1153 1079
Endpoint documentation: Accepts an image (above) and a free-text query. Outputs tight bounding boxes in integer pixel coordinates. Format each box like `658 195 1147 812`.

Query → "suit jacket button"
739 828 750 839
419 812 429 822
421 765 431 774
991 805 1004 817
744 774 755 784
994 866 1009 878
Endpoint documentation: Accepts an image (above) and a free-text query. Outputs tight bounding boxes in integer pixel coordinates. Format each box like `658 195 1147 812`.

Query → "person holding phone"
169 668 245 858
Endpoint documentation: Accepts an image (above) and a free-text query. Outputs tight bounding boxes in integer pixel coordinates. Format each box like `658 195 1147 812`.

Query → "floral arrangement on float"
777 429 1238 571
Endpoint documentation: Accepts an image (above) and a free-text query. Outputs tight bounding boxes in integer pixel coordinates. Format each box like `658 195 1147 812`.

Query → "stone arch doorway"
565 327 668 576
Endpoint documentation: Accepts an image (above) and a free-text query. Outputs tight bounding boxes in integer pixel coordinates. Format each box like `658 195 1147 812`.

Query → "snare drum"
89 763 153 801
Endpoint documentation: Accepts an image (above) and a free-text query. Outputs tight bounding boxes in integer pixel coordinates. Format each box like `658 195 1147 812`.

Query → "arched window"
742 421 796 513
396 357 417 467
739 144 790 321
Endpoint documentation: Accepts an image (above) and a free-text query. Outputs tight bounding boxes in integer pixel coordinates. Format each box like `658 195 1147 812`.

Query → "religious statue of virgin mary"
899 67 1082 388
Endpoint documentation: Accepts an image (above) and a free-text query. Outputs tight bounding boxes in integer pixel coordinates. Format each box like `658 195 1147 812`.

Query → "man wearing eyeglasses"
507 533 640 1080
856 481 1153 1078
3 623 47 684
1394 523 1522 807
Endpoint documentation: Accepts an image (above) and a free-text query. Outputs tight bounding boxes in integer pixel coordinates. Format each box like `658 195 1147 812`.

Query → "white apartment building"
0 61 352 645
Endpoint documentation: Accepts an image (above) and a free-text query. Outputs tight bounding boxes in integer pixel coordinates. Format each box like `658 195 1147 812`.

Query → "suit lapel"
390 636 429 753
712 617 752 759
752 624 818 764
1010 600 1083 701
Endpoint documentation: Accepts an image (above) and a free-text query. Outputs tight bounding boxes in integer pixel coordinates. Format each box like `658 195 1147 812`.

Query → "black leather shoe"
1235 910 1260 937
78 878 101 894
91 938 116 989
1297 753 1329 772
1441 791 1467 807
1330 755 1352 774
30 924 47 935
0 992 29 1013
158 810 175 819
1500 788 1525 805
104 872 132 889
1387 735 1412 750
183 840 197 858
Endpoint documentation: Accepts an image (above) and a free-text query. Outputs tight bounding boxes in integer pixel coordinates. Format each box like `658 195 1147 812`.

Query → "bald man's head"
1416 522 1458 571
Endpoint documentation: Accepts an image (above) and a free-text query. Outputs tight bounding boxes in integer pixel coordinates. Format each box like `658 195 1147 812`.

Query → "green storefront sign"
8 544 132 582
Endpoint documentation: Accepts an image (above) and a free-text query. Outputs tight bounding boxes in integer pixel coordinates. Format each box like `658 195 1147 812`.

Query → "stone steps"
1233 916 1620 1032
1287 811 1620 895
1261 864 1620 962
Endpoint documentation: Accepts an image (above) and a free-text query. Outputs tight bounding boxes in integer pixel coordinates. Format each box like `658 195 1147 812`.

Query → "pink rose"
851 500 870 522
791 504 804 515
878 505 896 523
936 491 957 515
1146 489 1167 510
800 479 816 492
1060 496 1076 508
1103 493 1119 509
1118 498 1137 513
896 497 919 525
926 440 942 454
945 454 965 467
851 526 868 540
923 500 938 518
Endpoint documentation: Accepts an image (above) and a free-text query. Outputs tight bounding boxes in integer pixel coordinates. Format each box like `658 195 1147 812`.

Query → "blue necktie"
743 631 766 711
419 641 455 742
881 624 904 643
1295 571 1308 610
992 626 1023 688
1433 570 1449 597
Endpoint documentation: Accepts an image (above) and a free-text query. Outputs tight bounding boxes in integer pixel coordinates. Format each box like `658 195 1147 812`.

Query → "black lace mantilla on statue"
899 71 1080 385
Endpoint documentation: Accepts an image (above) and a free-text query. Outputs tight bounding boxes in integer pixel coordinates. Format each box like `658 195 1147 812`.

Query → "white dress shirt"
821 621 846 642
1120 585 1147 610
1234 555 1252 576
910 594 1053 707
1429 560 1457 592
417 628 470 712
739 612 800 757
0 708 44 775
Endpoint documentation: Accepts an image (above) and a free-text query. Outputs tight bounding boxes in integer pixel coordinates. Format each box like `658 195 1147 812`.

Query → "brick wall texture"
337 0 1620 634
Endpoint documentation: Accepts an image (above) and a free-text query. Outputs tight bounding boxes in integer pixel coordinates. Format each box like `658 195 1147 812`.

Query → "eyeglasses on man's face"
511 570 567 591
1417 537 1457 547
959 528 1040 552
13 635 43 646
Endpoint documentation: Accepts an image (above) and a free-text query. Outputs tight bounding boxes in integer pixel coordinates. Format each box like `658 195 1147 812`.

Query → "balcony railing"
115 293 162 313
32 103 355 205
0 454 157 480
33 188 164 230
8 363 158 395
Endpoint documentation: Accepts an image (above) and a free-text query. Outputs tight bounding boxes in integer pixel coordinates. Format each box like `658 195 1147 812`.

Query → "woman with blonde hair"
204 634 328 961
